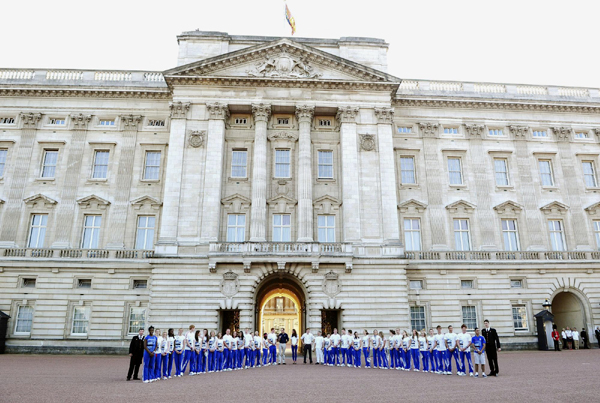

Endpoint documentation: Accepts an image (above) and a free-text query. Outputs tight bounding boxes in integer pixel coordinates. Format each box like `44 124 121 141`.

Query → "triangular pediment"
221 193 251 213
131 195 162 210
445 199 476 213
493 200 523 215
267 194 297 213
267 194 297 205
24 194 58 208
398 199 428 213
585 201 600 215
540 201 569 215
313 195 342 213
163 39 400 87
77 194 110 210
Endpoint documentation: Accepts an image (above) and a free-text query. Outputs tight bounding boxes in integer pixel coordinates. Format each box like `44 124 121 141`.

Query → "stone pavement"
1 350 598 403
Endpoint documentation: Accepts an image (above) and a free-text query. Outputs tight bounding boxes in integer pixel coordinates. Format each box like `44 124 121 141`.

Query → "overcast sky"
2 0 598 87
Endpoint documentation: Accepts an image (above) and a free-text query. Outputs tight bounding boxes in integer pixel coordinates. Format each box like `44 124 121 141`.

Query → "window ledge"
12 333 31 338
35 177 55 182
496 185 514 190
584 187 600 191
140 179 160 183
316 178 335 183
399 184 419 190
87 178 108 183
228 177 248 182
449 184 467 189
541 186 559 191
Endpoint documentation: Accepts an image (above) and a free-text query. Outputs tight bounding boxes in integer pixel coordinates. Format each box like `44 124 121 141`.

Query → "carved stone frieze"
359 133 377 151
418 122 439 137
395 98 600 114
70 113 92 130
188 130 206 148
552 127 572 142
246 51 321 79
295 105 315 123
336 106 359 124
206 103 230 120
20 112 42 128
120 115 142 130
508 125 529 139
267 131 298 142
169 101 190 119
251 103 271 123
594 128 600 140
374 107 394 124
464 124 485 137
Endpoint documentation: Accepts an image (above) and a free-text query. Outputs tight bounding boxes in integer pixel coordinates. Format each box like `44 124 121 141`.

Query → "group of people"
126 320 502 382
551 325 597 351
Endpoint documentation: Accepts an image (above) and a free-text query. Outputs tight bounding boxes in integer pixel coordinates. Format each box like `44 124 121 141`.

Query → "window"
539 160 554 186
489 129 503 136
319 119 332 127
71 306 90 335
444 127 459 134
14 305 34 334
409 280 423 290
533 130 548 137
234 117 247 125
582 161 597 188
575 132 589 139
273 214 291 242
28 214 48 248
400 157 416 184
135 216 155 250
461 280 474 289
78 279 92 289
144 151 161 180
92 150 109 179
494 159 509 186
512 306 528 331
594 221 600 251
502 219 520 251
447 157 463 185
275 149 290 178
133 279 147 289
277 118 289 125
453 219 471 251
128 307 146 334
226 214 246 242
404 218 421 251
510 279 523 288
41 150 58 178
230 150 247 178
0 149 6 177
548 220 566 251
317 215 335 243
397 126 412 134
410 306 426 331
99 119 115 126
81 215 102 249
462 306 477 330
49 118 65 125
0 117 15 124
147 119 165 127
22 278 36 288
318 151 333 179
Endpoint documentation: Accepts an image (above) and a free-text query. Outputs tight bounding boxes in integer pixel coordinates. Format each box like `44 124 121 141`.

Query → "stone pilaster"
295 105 314 242
51 114 92 248
199 103 229 242
374 107 400 245
0 113 42 247
106 115 142 249
155 102 190 254
337 106 361 242
249 103 271 242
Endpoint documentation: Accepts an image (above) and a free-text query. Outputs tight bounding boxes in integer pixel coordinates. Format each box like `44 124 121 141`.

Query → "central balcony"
209 242 353 256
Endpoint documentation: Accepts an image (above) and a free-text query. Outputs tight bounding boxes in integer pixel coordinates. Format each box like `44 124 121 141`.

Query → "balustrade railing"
0 70 35 80
46 70 83 80
210 242 352 255
405 250 600 261
1 248 153 260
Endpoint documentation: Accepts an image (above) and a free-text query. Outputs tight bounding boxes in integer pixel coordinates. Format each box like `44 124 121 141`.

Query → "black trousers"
303 344 312 363
127 355 142 379
582 338 588 349
486 349 498 374
553 340 561 351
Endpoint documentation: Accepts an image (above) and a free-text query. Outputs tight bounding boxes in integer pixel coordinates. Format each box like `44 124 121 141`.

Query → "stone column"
295 105 315 242
106 115 142 249
337 106 361 242
249 103 271 242
52 114 92 248
374 107 401 245
155 102 190 254
0 113 42 247
199 103 229 242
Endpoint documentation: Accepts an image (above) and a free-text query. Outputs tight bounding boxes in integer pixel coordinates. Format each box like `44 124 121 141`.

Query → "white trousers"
316 348 324 364
278 344 287 363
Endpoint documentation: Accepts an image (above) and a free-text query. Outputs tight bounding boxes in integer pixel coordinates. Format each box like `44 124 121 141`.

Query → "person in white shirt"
199 329 208 374
340 328 349 367
572 328 580 350
254 331 262 367
314 331 325 365
192 329 201 375
410 329 420 371
166 328 175 378
222 329 233 371
371 329 381 369
378 331 388 369
362 329 371 369
244 328 253 368
402 331 411 371
426 328 436 373
173 328 186 377
352 331 362 368
158 331 169 380
418 331 429 373
267 328 278 365
393 328 402 370
432 325 448 374
182 325 196 375
444 325 461 375
388 330 398 369
457 324 473 376
236 331 244 370
262 333 269 366
231 330 238 370
330 328 341 366
565 327 573 350
154 329 163 380
301 328 314 364
208 330 217 373
290 329 299 364
215 332 225 372
323 333 331 366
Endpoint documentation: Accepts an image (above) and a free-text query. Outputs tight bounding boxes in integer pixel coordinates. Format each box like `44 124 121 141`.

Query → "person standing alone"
301 328 314 364
127 328 144 381
277 327 289 365
482 319 501 376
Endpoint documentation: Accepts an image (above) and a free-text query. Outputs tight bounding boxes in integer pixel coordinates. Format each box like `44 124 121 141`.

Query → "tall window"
494 159 509 186
227 214 246 242
71 306 90 335
448 157 463 185
410 306 426 331
317 215 335 243
231 150 247 178
539 160 554 186
594 221 600 251
144 151 161 180
41 150 58 178
462 306 477 330
135 216 155 250
14 305 34 334
400 157 416 184
0 149 7 177
128 307 146 334
318 151 333 179
548 220 566 251
273 214 291 242
28 214 48 248
81 215 102 249
512 306 528 331
275 149 291 178
501 219 520 251
92 150 109 179
582 161 597 188
404 218 421 251
453 219 471 251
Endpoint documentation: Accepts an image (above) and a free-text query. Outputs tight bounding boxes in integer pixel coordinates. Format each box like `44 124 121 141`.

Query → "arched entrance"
552 291 586 331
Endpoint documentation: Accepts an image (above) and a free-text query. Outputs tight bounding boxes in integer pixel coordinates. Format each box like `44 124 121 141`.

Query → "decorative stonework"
169 101 190 119
209 262 217 273
445 199 476 214
130 195 162 210
464 124 485 137
552 127 572 142
188 130 206 148
322 271 341 297
267 131 298 142
374 107 394 124
243 262 251 274
70 113 92 130
418 122 439 137
311 262 319 273
336 106 359 123
20 112 42 128
220 270 240 297
396 98 600 114
246 51 321 79
594 128 600 140
540 201 569 215
76 195 110 210
345 262 353 273
277 261 286 271
397 199 428 213
23 194 57 209
251 103 271 123
313 195 342 214
359 133 377 151
267 195 297 214
206 103 230 120
295 105 315 123
584 201 600 215
120 115 142 130
508 125 529 139
493 200 523 215
221 193 251 213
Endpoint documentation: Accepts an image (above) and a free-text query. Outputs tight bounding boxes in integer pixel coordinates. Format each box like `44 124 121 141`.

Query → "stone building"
1 31 599 352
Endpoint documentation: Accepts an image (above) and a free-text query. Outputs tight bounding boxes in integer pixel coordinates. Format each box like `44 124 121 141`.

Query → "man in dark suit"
127 328 145 381
581 328 589 349
482 319 501 376
595 327 600 349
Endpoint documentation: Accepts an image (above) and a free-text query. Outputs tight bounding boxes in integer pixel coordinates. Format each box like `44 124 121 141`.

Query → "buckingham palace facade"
1 30 600 352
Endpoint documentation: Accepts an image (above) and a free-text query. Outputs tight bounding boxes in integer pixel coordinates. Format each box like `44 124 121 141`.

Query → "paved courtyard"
0 350 598 403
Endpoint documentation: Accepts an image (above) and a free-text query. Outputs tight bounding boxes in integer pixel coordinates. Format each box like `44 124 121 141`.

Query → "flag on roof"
285 2 296 35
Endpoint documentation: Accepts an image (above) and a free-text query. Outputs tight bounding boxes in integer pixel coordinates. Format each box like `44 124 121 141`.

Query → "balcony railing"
405 250 600 261
209 242 353 256
1 248 154 260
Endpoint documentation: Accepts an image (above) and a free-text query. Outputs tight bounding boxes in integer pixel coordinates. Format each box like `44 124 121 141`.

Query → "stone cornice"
295 105 314 123
207 102 230 120
0 87 171 99
71 113 92 130
336 106 359 123
374 107 394 124
251 103 271 123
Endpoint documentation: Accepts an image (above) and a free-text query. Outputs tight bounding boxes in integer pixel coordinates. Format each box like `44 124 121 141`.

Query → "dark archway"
552 292 585 332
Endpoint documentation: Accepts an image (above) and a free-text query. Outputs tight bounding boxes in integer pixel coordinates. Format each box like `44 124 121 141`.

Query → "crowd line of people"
551 325 598 351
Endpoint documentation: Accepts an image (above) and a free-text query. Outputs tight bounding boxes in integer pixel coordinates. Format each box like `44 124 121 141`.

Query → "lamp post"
542 298 552 312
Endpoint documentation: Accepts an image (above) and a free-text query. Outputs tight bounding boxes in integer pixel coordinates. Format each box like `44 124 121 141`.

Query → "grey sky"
2 0 598 88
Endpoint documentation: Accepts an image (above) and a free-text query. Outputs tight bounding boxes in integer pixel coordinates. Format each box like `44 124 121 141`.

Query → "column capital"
20 112 42 129
594 128 600 140
374 107 394 124
120 115 143 130
508 125 529 140
552 126 572 142
464 124 485 138
418 122 439 138
295 105 315 123
251 103 271 123
169 101 190 119
70 113 92 130
336 106 359 123
207 102 230 120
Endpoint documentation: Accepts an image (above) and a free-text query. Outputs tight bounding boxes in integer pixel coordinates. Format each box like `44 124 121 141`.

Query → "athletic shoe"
482 374 487 378
469 373 473 377
168 376 172 379
414 369 419 372
474 373 478 378
143 380 148 383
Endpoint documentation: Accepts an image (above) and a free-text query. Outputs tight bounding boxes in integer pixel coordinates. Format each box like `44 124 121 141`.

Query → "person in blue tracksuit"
388 330 397 369
166 328 175 378
192 330 201 375
244 328 253 368
458 324 473 377
402 331 411 371
153 329 162 381
352 332 361 367
231 330 238 371
394 328 402 369
362 330 370 368
182 325 196 375
432 325 449 374
262 333 269 366
254 331 262 367
323 334 330 366
427 328 437 373
410 329 421 371
173 328 185 377
268 328 277 365
216 332 224 372
198 329 207 374
208 330 217 373
330 328 341 366
419 331 429 373
444 325 461 375
340 328 349 366
159 331 169 380
236 331 244 369
222 329 233 371
143 326 158 383
378 331 388 369
290 329 298 364
371 329 380 368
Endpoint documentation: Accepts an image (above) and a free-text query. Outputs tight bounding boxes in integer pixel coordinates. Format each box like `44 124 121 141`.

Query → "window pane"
512 306 528 330
15 306 33 333
461 306 477 330
275 150 290 178
129 307 146 334
0 149 7 177
400 157 416 184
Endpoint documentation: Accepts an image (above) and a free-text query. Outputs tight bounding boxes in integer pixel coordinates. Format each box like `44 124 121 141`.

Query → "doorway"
219 309 240 335
552 292 585 331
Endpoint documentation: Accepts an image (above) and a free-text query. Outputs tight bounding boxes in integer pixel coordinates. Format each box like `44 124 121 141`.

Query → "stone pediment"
163 39 400 89
540 201 569 215
398 199 428 213
313 195 342 213
267 194 297 213
77 195 111 210
130 195 162 210
221 194 251 213
24 194 58 209
585 201 600 215
445 199 476 214
493 200 523 215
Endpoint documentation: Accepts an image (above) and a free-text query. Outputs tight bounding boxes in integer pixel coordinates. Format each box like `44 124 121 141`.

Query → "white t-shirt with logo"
185 331 195 351
341 334 349 348
572 331 580 341
267 333 277 346
403 336 411 350
232 337 238 350
434 333 447 351
330 334 341 347
418 336 427 351
174 335 185 351
352 337 360 349
410 336 419 349
362 335 370 349
244 333 253 347
223 334 233 349
444 332 458 349
254 335 262 349
457 333 472 351
426 335 435 350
